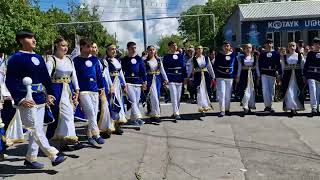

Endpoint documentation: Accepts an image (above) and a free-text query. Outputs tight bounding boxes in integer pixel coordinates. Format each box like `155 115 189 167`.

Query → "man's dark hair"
80 38 92 47
127 41 136 49
16 29 35 44
168 41 176 47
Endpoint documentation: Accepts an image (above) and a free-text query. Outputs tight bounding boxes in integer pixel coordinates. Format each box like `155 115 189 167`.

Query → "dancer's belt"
51 77 71 83
194 68 208 72
307 66 320 73
147 70 160 75
31 83 45 93
242 66 255 70
284 64 301 70
110 71 120 77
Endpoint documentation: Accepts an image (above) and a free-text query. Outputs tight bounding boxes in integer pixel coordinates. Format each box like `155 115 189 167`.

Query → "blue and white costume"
188 55 215 112
162 53 186 116
280 53 305 111
145 58 168 118
121 55 147 120
98 58 114 134
6 51 59 162
73 56 105 137
237 54 260 110
303 51 320 112
0 59 24 146
46 55 79 143
103 57 127 124
213 52 237 113
258 51 282 109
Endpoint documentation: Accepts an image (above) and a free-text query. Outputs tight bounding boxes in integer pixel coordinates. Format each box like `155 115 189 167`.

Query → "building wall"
223 9 241 47
241 17 320 48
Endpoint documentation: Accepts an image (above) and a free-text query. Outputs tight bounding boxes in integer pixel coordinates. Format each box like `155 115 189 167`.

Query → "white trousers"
18 105 58 162
169 82 182 115
261 75 276 108
216 78 233 112
308 79 320 110
127 84 142 120
79 92 100 137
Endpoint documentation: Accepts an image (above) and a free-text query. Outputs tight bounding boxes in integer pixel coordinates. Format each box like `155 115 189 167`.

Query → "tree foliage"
0 0 115 55
157 34 184 56
178 0 297 48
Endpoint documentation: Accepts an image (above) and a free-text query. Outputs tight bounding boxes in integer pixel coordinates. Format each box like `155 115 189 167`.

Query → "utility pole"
197 16 201 44
141 0 147 50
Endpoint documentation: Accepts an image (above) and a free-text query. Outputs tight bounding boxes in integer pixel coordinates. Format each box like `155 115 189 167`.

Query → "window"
295 31 301 42
288 32 294 42
288 31 301 43
266 32 273 41
274 32 281 48
308 30 318 44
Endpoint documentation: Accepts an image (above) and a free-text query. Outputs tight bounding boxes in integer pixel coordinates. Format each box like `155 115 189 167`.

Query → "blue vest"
162 53 186 83
105 58 126 86
73 56 105 92
214 52 237 79
121 55 147 84
304 51 320 81
5 51 54 105
258 51 281 77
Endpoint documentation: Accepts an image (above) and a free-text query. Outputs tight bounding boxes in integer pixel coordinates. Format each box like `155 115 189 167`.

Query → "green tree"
178 0 295 48
0 0 58 54
157 34 184 56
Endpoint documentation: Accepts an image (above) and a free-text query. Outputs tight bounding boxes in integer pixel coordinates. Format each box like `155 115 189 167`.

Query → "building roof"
239 0 320 21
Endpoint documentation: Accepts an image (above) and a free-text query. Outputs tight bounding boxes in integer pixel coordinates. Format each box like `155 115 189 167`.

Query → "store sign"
267 19 320 31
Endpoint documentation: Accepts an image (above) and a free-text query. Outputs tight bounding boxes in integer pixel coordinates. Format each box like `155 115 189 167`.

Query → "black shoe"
114 127 124 135
73 142 85 150
243 108 249 114
60 144 75 152
311 109 317 117
218 112 225 118
24 160 44 169
52 156 67 166
270 108 275 114
225 111 231 116
288 111 294 118
154 117 162 123
201 112 206 117
264 107 271 112
101 132 112 139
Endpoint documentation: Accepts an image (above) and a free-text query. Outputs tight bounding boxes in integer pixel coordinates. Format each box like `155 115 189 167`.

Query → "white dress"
281 53 305 111
237 55 260 109
147 58 168 118
188 55 215 112
105 58 127 124
46 55 79 142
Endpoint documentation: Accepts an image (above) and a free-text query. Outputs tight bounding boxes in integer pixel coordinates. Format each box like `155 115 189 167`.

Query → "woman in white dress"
235 44 260 115
280 42 305 117
104 44 127 135
145 46 168 123
188 46 215 116
46 37 83 150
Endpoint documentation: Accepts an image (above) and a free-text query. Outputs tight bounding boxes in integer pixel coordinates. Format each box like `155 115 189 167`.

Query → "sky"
40 0 208 52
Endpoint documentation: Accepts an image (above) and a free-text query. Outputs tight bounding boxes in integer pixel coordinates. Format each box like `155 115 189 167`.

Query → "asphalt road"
1 102 320 180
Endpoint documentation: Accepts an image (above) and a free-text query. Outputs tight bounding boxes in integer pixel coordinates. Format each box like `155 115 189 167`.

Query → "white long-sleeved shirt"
280 53 305 76
147 58 168 82
237 55 260 77
46 55 80 90
187 55 215 79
